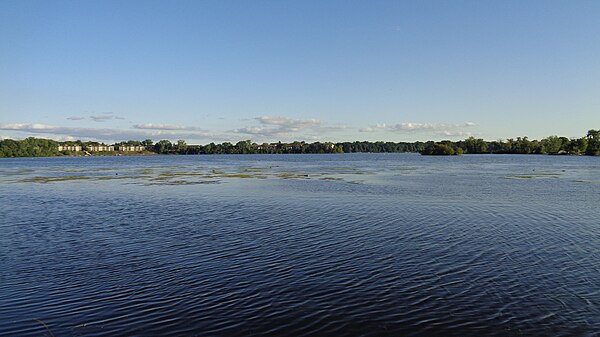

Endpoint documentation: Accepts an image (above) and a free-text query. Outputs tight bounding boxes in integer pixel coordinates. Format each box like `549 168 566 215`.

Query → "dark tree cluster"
1 129 599 158
0 137 59 157
421 130 599 156
152 140 344 155
337 141 426 153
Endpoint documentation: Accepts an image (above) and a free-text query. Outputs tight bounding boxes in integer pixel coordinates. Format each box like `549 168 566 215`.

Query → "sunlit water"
1 154 599 336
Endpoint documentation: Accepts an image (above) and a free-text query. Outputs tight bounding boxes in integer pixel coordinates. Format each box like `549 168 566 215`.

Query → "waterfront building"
57 145 82 152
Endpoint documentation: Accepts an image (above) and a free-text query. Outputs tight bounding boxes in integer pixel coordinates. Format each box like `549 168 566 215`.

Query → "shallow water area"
1 154 599 336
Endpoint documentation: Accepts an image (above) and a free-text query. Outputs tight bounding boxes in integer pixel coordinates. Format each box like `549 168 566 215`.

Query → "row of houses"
58 145 146 152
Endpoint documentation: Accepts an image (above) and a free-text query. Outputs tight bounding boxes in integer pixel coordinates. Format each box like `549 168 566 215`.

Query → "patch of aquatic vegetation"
146 165 187 169
573 179 598 184
6 168 36 173
530 172 561 176
46 167 118 173
221 173 254 178
20 174 145 183
137 169 154 175
20 175 126 183
276 173 310 179
158 171 210 178
21 176 91 183
13 165 378 185
240 166 266 172
505 173 561 179
143 179 220 186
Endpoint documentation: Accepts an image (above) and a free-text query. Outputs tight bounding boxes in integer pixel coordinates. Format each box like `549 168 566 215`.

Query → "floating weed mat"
19 174 144 183
276 173 311 179
504 174 561 180
21 175 92 183
141 179 221 186
573 179 599 184
239 166 267 172
13 166 376 185
0 168 36 174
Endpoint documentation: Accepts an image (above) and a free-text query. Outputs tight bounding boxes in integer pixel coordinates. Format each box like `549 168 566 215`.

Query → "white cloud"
233 127 271 135
359 123 387 132
90 115 113 122
90 112 124 122
0 123 219 143
390 122 437 131
436 130 473 137
233 115 323 137
255 116 320 127
360 121 476 133
318 124 351 132
133 123 206 131
66 116 86 120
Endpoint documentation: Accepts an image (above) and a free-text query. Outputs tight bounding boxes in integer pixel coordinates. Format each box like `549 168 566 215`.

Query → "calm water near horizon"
1 153 599 336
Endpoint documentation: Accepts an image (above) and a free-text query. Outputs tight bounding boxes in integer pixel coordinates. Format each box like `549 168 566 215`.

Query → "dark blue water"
1 154 599 336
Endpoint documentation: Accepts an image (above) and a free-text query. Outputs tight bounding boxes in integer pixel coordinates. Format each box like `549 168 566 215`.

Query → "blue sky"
1 0 599 143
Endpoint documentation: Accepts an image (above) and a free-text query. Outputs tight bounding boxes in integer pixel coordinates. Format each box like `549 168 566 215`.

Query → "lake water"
1 154 599 336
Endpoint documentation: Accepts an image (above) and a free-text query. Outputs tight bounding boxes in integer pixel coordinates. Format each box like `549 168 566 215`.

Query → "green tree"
541 136 563 154
585 129 600 156
154 140 173 154
463 137 488 154
176 139 188 154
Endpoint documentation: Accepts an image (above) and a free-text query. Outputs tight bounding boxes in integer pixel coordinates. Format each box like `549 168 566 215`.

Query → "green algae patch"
276 173 310 179
329 167 358 171
22 175 92 183
144 179 220 186
222 173 254 178
138 169 154 175
240 167 265 172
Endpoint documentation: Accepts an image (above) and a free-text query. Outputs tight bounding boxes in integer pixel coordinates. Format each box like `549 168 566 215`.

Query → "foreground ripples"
1 154 599 336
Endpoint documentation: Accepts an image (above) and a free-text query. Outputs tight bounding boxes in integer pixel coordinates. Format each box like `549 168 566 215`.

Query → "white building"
116 145 145 152
58 145 82 152
86 145 114 152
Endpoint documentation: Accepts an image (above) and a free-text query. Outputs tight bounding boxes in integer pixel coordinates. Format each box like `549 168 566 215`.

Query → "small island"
0 129 599 158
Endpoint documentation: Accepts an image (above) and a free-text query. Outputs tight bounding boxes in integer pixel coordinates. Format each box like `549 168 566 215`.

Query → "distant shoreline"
1 130 599 157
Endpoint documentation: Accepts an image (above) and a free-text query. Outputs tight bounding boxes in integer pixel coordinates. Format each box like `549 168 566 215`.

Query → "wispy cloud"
317 124 351 132
255 116 320 128
133 123 206 131
0 123 219 142
360 122 476 136
390 122 475 132
90 112 124 122
233 116 322 137
66 116 86 120
436 130 474 137
359 123 388 133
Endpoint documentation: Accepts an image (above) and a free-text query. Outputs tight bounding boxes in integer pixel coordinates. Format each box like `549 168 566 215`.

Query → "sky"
1 0 599 144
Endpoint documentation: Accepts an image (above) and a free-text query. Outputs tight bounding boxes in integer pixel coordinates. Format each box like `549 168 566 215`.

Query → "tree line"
1 129 599 157
421 129 599 155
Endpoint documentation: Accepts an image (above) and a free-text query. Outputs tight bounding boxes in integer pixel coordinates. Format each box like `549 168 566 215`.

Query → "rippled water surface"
1 154 599 336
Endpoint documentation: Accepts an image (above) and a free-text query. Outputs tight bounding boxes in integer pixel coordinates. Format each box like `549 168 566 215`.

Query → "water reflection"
0 154 599 336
